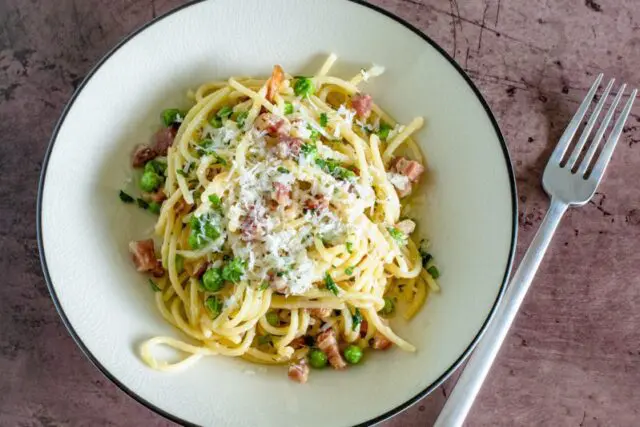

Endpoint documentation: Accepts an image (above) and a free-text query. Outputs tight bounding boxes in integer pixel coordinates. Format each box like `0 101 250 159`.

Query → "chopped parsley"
161 108 184 127
308 125 320 141
277 166 290 174
294 77 315 97
427 266 440 279
257 334 272 345
119 190 134 203
259 282 269 291
284 102 294 115
217 106 233 119
319 113 328 127
351 308 363 331
208 194 222 210
136 198 149 210
222 258 246 283
300 143 318 158
387 227 407 246
346 241 354 254
236 111 249 128
188 214 221 249
378 122 392 140
148 279 161 292
419 240 432 267
176 169 188 177
345 266 354 275
205 296 223 318
209 116 223 128
315 158 356 181
324 273 339 295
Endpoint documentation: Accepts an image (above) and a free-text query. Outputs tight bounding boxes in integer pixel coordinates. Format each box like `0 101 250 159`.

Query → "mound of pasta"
121 54 440 383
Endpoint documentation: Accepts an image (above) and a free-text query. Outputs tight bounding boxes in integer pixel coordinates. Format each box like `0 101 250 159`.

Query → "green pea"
308 349 328 369
175 255 184 274
427 266 440 279
144 159 167 176
139 170 162 192
217 106 233 119
284 102 294 115
378 122 392 140
161 108 183 127
188 232 202 249
265 311 279 326
381 297 395 315
203 222 220 241
201 267 224 292
343 345 363 364
205 295 223 318
148 201 161 214
294 77 315 97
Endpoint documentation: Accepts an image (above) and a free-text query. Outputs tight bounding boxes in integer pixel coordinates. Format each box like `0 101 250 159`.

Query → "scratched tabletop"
1 0 639 426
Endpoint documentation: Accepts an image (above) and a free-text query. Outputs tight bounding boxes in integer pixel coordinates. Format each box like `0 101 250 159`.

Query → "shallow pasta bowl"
37 0 517 426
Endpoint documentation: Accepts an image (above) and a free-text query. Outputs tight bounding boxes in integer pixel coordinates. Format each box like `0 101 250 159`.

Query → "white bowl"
37 0 517 425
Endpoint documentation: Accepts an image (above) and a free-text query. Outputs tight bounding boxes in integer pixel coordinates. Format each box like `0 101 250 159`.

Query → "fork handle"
434 198 568 427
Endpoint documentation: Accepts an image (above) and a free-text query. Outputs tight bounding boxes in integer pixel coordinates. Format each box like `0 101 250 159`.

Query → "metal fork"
434 75 637 427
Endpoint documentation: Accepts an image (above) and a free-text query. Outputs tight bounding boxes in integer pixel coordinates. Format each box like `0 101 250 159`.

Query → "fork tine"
565 78 615 170
550 73 603 163
588 88 637 179
577 84 626 175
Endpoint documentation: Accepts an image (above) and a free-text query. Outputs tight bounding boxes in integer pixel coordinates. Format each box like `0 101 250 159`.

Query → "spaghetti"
123 55 440 383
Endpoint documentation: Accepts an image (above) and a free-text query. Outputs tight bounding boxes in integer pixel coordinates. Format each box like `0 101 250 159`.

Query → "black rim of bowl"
36 1 518 426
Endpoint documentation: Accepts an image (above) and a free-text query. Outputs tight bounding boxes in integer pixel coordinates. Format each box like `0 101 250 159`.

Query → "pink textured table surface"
1 0 639 426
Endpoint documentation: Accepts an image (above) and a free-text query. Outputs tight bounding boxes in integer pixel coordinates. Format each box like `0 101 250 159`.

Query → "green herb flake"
217 106 233 119
119 190 134 203
236 111 249 127
277 166 290 174
345 266 354 275
351 308 363 331
148 279 161 292
161 108 184 127
136 198 149 210
294 77 315 97
427 265 440 279
378 122 392 140
222 258 246 283
346 241 354 254
324 273 339 295
259 282 269 291
387 227 407 246
319 113 328 127
284 102 294 115
205 296 223 318
208 194 222 210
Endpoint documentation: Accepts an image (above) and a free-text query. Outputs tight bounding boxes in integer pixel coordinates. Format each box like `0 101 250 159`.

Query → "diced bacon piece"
395 219 416 235
144 190 166 203
128 239 164 277
266 65 285 102
273 182 291 205
269 275 288 294
275 135 302 159
351 94 373 119
132 144 157 168
309 308 331 319
241 210 265 242
317 329 347 370
174 198 191 216
254 113 290 136
372 332 393 350
288 359 309 384
305 195 328 211
186 260 209 278
289 337 306 350
152 127 178 156
391 157 425 183
360 319 368 338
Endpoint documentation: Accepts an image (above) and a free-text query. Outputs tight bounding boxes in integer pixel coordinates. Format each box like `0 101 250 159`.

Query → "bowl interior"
39 0 515 426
